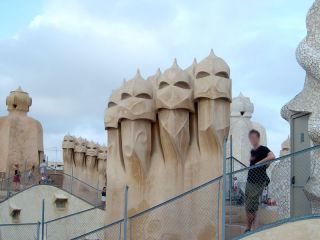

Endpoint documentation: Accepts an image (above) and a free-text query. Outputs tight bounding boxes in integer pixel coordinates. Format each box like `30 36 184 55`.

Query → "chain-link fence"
70 144 320 240
0 223 40 240
0 203 105 240
0 166 102 207
71 177 222 240
71 219 124 240
226 157 247 173
129 177 222 240
226 145 320 239
1 144 319 239
45 206 105 240
52 169 102 207
0 168 42 202
226 157 247 207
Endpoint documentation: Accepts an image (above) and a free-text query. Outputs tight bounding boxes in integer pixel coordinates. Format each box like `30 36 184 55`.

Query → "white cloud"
0 0 315 161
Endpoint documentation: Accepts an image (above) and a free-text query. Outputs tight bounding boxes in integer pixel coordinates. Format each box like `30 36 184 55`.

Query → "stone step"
225 224 247 240
226 213 244 224
226 205 245 215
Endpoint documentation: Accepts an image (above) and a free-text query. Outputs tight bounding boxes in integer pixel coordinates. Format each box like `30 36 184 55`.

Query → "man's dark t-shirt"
247 146 271 184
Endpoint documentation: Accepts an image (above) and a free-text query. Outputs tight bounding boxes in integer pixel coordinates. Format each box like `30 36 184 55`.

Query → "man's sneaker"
244 229 251 233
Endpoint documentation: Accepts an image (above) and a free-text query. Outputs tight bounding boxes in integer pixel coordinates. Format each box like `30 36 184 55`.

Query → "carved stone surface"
104 51 231 238
97 145 107 188
194 50 231 101
62 134 75 176
267 136 291 218
120 70 156 122
281 0 320 212
227 93 267 167
73 137 87 176
104 89 121 129
268 158 291 219
0 87 44 175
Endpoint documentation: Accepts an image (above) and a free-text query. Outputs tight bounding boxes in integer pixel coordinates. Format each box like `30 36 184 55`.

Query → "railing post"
230 135 233 172
70 166 73 194
229 135 233 224
221 139 227 240
96 179 99 207
37 221 41 240
119 221 122 240
6 176 10 199
123 185 129 240
41 199 45 240
6 169 11 199
23 172 26 190
216 179 221 240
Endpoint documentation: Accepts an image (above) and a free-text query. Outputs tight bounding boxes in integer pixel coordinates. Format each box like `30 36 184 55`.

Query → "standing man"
245 129 275 232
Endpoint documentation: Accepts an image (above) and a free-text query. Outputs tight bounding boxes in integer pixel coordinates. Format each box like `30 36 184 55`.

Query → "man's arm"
257 151 275 165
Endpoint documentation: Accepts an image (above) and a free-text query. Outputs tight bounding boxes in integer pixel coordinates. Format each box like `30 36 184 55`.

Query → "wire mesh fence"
54 170 102 207
71 177 223 240
1 144 320 239
70 220 124 240
226 145 320 239
226 157 247 174
128 178 222 240
0 223 40 240
0 166 102 207
45 206 105 240
0 169 42 202
225 157 247 209
70 145 320 240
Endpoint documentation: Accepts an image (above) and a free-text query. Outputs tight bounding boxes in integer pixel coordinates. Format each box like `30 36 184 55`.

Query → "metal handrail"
69 175 223 239
45 206 101 224
0 184 100 210
0 166 99 192
70 218 124 240
0 168 39 184
230 156 247 168
46 166 100 191
226 145 320 177
0 222 39 226
229 144 320 176
228 144 320 239
69 145 320 240
234 214 320 240
129 175 222 220
0 166 102 206
5 145 318 239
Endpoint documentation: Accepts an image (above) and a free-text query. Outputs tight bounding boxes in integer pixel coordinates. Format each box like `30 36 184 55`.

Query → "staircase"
225 205 247 240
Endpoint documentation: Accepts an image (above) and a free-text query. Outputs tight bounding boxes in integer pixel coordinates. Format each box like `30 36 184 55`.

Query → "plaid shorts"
245 182 265 213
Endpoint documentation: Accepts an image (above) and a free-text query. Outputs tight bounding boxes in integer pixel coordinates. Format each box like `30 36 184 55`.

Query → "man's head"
249 129 260 147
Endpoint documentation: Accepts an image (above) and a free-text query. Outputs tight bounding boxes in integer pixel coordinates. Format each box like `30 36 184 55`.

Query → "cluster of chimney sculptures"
58 50 231 239
102 50 231 238
62 135 107 189
1 1 319 238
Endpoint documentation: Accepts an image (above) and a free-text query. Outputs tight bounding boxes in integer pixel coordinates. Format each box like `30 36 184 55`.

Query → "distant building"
48 161 64 171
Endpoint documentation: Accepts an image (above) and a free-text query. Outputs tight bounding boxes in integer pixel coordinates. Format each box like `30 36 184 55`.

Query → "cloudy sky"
0 0 314 162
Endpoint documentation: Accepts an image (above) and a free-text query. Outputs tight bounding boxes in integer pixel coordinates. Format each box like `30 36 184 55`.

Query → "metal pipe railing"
123 185 129 240
221 138 227 240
